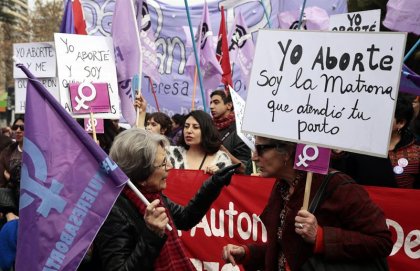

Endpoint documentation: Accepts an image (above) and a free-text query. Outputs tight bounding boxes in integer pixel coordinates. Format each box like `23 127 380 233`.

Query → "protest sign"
294 144 331 174
229 86 255 151
242 30 406 158
54 33 120 119
84 118 104 134
329 9 381 32
14 78 59 114
69 82 111 114
13 42 56 78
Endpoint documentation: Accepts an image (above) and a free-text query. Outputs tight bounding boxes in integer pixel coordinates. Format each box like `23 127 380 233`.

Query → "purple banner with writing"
15 65 127 270
82 0 348 116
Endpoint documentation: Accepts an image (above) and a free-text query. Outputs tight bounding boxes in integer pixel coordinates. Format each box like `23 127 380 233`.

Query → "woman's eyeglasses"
255 144 279 156
154 157 169 170
12 124 24 131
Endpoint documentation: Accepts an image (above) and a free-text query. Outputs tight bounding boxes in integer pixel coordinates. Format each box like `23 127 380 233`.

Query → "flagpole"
297 0 308 29
184 0 207 112
404 38 420 62
127 180 173 231
90 111 98 143
149 77 161 112
258 0 272 28
128 0 144 127
192 67 198 110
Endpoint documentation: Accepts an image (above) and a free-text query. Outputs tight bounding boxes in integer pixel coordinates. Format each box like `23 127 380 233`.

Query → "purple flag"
15 65 127 271
383 0 420 35
112 0 140 126
228 12 255 89
186 2 223 92
136 0 161 84
400 64 420 96
60 0 75 34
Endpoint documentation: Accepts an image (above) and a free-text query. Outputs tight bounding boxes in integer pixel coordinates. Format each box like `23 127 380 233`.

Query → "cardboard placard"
13 42 56 78
69 83 111 114
54 33 120 119
242 30 406 158
14 78 60 114
329 9 381 32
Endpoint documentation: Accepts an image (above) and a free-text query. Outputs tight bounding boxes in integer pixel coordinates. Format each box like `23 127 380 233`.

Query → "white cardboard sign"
13 42 56 78
242 30 406 158
14 78 60 114
329 9 381 32
54 33 120 119
228 86 255 151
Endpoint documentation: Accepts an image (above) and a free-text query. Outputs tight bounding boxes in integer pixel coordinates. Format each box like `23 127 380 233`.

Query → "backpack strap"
308 171 339 213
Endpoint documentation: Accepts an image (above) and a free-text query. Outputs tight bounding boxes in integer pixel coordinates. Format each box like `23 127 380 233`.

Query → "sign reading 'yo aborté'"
54 33 120 119
242 30 406 158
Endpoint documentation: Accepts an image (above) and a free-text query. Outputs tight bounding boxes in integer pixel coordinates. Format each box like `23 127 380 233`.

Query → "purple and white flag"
112 0 140 126
228 12 255 89
186 2 223 92
135 0 161 84
15 65 127 271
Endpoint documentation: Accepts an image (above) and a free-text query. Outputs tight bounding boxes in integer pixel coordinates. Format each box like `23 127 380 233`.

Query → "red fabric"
216 6 233 91
314 226 325 253
388 140 420 188
123 187 195 271
213 111 235 130
165 169 420 271
72 0 87 34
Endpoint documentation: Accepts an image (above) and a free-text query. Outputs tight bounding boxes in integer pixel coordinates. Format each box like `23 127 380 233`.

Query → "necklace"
17 145 23 153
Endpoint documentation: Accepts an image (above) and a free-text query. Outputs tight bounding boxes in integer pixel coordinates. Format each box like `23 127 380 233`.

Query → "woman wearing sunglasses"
222 136 392 271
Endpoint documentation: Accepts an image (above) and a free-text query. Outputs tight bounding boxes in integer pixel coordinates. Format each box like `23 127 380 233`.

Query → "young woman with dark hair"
167 110 232 174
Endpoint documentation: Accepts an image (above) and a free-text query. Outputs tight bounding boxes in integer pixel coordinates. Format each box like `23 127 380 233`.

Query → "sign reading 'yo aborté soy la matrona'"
242 30 406 158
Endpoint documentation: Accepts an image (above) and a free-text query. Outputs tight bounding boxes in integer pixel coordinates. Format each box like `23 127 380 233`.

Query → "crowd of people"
0 88 418 270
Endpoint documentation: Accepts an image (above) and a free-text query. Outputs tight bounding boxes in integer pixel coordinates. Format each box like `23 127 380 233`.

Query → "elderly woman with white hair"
91 128 238 271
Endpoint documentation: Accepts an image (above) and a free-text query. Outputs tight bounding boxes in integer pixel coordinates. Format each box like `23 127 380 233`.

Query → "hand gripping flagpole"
184 0 207 112
127 180 173 231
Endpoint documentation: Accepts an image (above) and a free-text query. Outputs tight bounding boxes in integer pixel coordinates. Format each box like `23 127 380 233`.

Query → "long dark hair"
178 110 221 154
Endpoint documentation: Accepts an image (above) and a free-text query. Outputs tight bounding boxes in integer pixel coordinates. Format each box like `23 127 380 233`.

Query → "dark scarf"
123 187 195 271
213 112 235 131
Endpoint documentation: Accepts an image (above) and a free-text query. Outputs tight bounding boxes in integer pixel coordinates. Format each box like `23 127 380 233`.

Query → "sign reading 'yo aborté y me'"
54 33 120 119
242 30 406 158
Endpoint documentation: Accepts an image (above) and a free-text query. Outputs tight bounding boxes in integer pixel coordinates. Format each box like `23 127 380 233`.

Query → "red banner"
165 170 420 271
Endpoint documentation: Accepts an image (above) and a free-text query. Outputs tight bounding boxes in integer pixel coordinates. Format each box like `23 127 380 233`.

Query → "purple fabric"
112 0 140 126
136 0 161 84
400 65 420 96
228 12 255 89
81 1 342 114
383 0 420 35
278 6 330 30
60 0 75 34
185 2 223 94
15 65 127 271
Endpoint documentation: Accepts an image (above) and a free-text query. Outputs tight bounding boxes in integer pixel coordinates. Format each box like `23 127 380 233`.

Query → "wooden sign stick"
302 171 313 211
89 111 98 144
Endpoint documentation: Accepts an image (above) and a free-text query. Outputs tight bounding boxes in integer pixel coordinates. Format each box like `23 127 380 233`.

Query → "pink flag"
228 12 255 88
186 2 223 91
136 0 160 83
112 0 140 126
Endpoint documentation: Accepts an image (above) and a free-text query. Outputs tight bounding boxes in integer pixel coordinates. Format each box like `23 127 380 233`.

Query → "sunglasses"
12 124 24 131
255 144 278 156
